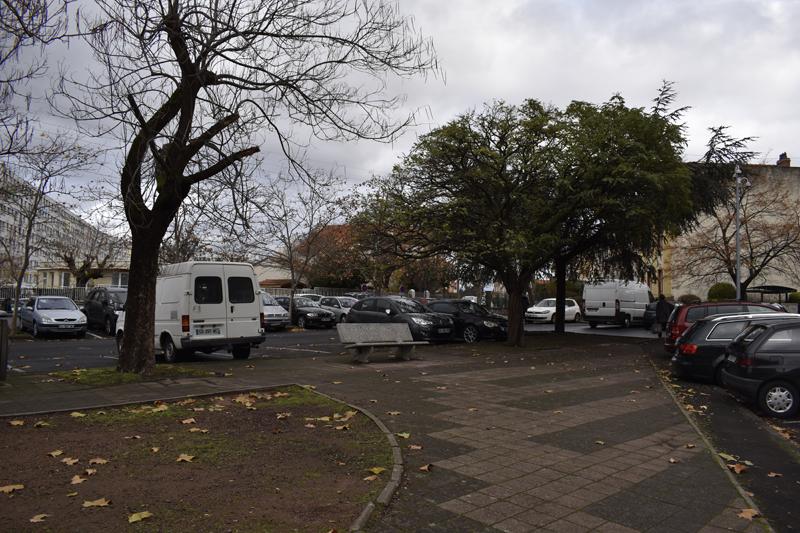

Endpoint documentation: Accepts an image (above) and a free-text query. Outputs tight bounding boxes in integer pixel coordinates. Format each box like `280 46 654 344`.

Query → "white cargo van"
116 262 265 362
583 280 653 328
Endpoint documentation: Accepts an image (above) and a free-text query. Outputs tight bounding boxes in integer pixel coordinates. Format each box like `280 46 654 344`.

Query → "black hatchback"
671 313 800 385
722 319 800 418
347 296 453 341
426 299 507 343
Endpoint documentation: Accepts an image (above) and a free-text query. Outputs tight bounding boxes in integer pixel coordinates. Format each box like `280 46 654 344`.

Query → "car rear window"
228 277 254 304
195 277 223 304
762 326 800 352
707 321 748 341
685 307 707 322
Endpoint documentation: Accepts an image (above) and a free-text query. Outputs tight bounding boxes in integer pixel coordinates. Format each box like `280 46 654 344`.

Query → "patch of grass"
50 365 212 386
166 432 251 466
78 403 196 425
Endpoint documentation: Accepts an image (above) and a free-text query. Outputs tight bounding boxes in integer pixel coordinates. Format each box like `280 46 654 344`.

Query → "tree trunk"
504 277 528 347
554 257 566 334
117 233 162 374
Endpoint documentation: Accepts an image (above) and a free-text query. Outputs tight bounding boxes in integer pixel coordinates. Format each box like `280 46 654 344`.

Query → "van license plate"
197 327 220 335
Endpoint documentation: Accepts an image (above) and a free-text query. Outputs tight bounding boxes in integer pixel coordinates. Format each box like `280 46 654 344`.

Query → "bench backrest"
337 323 415 344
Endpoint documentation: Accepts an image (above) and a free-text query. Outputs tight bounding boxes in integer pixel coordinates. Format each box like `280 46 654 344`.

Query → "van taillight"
615 299 620 312
259 312 265 326
181 315 190 332
679 343 697 355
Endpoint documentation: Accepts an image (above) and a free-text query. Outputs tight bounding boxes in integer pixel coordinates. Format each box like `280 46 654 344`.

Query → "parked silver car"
320 296 358 322
17 296 87 338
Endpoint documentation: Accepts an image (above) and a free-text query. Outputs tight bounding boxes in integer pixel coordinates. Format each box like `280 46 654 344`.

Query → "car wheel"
104 316 113 336
463 325 479 344
550 314 555 323
116 332 124 356
232 344 251 359
589 321 597 329
622 315 631 328
32 321 40 338
339 314 346 323
162 336 179 364
573 312 581 322
759 380 799 418
297 316 307 329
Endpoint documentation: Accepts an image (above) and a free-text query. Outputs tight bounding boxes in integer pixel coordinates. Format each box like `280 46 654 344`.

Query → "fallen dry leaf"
123 435 141 440
276 412 291 420
151 404 168 413
70 475 86 485
88 458 108 465
728 464 748 475
363 475 378 482
408 444 423 450
150 447 160 453
69 412 86 418
367 467 386 475
419 464 433 472
594 440 605 446
332 381 342 384
176 454 195 463
334 424 350 431
468 408 479 412
188 428 209 433
61 457 79 466
128 511 153 523
180 418 196 425
8 420 24 427
396 432 411 439
48 450 63 458
386 411 401 416
304 423 316 429
685 444 696 449
29 514 49 523
84 468 97 476
0 484 23 494
718 452 736 462
34 421 49 428
82 497 111 508
738 508 759 521
768 472 783 478
669 458 680 464
67 492 78 497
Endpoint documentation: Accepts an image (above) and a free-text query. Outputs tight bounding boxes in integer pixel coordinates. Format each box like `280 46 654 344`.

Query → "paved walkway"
0 335 766 532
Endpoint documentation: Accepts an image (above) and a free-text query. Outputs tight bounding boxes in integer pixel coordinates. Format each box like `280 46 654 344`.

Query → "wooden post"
0 319 8 381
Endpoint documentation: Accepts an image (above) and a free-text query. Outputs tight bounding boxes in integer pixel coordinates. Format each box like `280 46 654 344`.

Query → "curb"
311 389 403 532
647 356 775 533
1 382 403 532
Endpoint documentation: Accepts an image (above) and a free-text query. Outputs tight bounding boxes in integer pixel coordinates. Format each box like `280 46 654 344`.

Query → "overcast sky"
18 0 800 189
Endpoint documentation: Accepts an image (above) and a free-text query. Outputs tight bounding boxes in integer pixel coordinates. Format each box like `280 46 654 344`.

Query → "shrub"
707 283 736 301
678 293 701 305
788 292 800 303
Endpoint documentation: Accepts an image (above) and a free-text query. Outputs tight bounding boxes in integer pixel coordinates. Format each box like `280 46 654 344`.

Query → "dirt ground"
0 386 391 532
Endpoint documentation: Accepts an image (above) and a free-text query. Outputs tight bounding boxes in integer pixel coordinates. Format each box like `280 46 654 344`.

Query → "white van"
583 280 653 328
116 261 264 362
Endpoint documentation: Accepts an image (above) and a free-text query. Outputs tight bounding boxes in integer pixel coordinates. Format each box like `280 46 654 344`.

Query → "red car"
664 301 785 353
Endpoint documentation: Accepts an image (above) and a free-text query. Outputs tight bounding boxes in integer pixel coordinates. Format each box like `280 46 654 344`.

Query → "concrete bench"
336 323 428 363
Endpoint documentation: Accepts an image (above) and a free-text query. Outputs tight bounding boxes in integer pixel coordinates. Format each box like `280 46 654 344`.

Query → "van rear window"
228 277 255 304
195 277 223 304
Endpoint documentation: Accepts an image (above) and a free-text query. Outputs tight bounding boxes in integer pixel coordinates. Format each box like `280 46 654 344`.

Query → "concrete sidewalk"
0 335 768 532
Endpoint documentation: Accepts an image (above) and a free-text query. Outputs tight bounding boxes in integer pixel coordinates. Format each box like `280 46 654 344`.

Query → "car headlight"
411 317 433 326
483 320 498 328
40 315 54 323
77 315 86 323
307 313 318 318
282 313 289 318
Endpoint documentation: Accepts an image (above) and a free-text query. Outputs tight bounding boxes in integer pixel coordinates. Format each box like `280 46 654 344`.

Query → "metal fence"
0 286 93 305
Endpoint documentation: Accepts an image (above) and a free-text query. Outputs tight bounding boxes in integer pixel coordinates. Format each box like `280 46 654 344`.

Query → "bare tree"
54 0 437 373
670 168 800 294
159 199 211 265
0 135 95 332
53 224 126 287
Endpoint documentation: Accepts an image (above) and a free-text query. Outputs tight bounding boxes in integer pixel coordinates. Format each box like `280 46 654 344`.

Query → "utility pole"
734 165 749 301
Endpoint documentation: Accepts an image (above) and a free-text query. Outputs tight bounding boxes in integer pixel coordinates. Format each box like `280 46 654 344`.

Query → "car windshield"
111 292 127 304
460 302 489 315
394 298 426 314
536 299 556 308
294 297 318 308
37 298 77 310
262 294 279 306
339 297 357 308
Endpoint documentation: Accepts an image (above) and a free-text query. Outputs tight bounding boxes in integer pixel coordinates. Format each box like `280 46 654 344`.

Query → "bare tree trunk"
117 233 161 373
554 257 567 334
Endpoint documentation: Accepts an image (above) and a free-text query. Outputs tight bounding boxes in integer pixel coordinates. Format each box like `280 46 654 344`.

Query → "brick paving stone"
458 492 498 508
464 500 525 525
439 498 477 515
566 510 608 528
494 517 537 533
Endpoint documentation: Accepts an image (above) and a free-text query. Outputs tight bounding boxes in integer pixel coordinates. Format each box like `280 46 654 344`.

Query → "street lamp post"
734 165 749 301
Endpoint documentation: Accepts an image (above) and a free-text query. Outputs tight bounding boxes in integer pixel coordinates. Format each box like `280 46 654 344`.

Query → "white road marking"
258 346 332 354
87 331 103 339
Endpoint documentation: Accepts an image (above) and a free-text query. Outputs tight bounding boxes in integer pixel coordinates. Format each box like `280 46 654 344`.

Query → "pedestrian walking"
655 294 674 338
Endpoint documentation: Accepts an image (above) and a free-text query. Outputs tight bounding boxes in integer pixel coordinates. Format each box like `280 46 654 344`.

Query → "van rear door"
584 286 616 319
224 264 261 339
190 264 227 340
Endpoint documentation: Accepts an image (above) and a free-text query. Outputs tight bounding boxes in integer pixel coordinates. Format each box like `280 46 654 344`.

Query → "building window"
112 272 129 287
61 272 71 287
